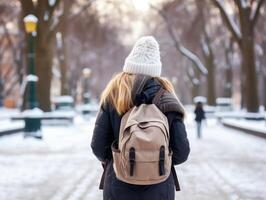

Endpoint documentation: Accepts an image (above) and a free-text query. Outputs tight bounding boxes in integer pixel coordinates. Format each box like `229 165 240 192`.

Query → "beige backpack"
111 89 172 185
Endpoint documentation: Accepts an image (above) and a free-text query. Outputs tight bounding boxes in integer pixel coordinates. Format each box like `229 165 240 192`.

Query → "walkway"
0 116 265 200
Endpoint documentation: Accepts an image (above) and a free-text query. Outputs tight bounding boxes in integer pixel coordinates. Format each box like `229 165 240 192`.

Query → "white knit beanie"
123 36 162 77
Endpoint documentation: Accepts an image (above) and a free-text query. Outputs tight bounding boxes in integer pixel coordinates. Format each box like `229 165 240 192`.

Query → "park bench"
11 113 75 124
0 122 24 137
222 119 266 139
9 111 75 138
215 112 265 121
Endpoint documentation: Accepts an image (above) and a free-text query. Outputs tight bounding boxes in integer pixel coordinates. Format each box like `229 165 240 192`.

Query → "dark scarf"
131 74 185 121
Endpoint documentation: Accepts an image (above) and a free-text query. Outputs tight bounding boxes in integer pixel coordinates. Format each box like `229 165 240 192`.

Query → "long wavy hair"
100 72 182 115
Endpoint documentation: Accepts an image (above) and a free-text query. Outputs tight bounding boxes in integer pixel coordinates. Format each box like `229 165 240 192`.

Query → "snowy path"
176 118 266 200
0 115 266 200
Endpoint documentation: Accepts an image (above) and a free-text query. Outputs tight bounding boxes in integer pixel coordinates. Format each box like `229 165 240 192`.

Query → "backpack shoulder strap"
171 166 181 191
99 161 108 190
152 88 165 105
120 109 131 132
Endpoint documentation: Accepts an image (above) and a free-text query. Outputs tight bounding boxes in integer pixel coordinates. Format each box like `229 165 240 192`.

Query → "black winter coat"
91 76 190 200
194 107 205 122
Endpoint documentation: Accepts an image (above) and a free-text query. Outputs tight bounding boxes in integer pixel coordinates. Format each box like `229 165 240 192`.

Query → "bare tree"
150 3 208 76
212 0 265 112
64 0 128 100
197 1 217 105
0 1 22 106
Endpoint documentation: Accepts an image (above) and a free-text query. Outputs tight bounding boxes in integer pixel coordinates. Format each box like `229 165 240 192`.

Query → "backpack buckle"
129 147 135 176
159 146 165 176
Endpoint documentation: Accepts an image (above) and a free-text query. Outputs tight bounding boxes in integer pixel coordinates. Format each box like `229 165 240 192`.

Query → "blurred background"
0 0 266 199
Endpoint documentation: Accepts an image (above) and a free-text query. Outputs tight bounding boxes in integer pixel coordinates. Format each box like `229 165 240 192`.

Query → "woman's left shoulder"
159 90 185 121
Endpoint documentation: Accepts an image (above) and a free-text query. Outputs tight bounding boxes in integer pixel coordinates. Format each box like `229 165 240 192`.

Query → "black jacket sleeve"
91 104 114 162
167 112 190 165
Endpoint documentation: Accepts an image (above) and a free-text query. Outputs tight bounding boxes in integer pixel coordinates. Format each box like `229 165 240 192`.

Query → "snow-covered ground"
0 115 102 200
0 113 266 200
178 116 266 200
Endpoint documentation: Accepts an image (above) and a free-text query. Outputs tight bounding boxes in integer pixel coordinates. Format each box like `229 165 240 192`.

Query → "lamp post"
24 14 38 109
82 68 91 104
23 14 42 138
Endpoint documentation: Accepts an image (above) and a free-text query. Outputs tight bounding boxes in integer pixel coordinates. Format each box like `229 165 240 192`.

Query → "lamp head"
82 68 91 78
24 14 38 33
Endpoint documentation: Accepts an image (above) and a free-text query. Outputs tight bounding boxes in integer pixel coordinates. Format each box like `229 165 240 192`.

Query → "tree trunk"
197 1 216 105
213 0 261 112
0 78 3 106
264 75 266 110
241 39 258 112
59 31 68 96
205 54 216 105
239 8 259 112
262 41 266 110
202 39 216 106
224 40 233 98
59 1 71 96
35 25 53 111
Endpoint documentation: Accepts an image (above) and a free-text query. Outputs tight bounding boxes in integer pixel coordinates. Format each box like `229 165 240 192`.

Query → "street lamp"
23 14 42 138
82 68 91 78
82 68 91 104
24 14 38 109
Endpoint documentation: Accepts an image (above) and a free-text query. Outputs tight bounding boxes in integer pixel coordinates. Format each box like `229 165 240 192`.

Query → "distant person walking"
194 102 205 139
91 36 190 200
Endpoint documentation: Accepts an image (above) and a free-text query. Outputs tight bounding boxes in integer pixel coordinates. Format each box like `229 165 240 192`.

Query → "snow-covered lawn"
0 113 266 200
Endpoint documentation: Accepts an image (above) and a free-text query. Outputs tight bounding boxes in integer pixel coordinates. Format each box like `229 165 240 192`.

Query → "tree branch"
48 0 62 16
150 4 208 75
233 0 242 8
20 0 35 16
185 67 198 87
4 77 19 97
0 19 14 48
49 0 96 39
212 0 242 44
251 0 265 25
68 0 97 20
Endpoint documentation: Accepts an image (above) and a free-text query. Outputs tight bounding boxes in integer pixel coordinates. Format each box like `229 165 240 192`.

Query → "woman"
91 36 190 200
194 102 205 139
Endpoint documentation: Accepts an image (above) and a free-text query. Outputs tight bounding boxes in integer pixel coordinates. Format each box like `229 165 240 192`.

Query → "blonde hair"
100 72 182 115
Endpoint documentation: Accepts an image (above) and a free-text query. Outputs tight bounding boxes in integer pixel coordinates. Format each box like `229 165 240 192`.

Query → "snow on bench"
222 119 266 139
11 110 76 124
216 111 265 120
